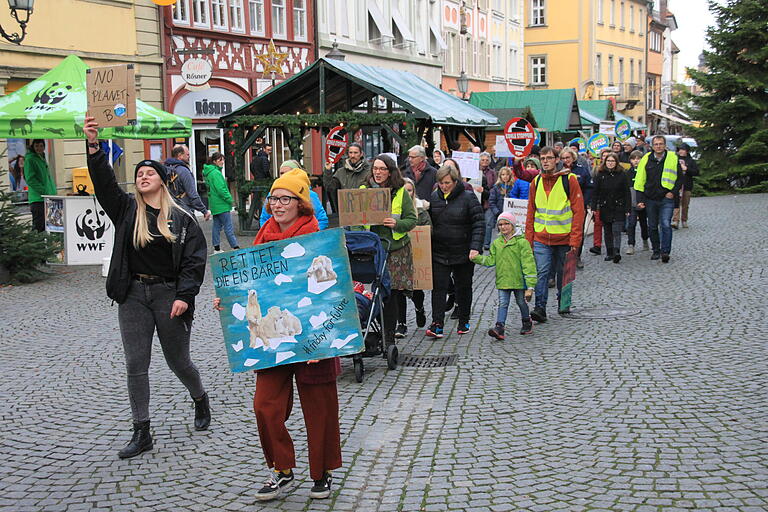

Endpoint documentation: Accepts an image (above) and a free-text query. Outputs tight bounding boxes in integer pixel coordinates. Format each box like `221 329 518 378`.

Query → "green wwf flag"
0 55 191 139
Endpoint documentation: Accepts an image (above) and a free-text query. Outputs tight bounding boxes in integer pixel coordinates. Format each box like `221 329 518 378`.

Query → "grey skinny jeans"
118 279 205 423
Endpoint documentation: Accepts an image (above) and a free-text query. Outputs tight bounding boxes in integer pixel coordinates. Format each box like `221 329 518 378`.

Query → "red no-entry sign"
503 117 536 158
325 125 349 165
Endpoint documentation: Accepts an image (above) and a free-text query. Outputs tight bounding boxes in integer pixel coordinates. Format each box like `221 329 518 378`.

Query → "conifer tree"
686 0 768 193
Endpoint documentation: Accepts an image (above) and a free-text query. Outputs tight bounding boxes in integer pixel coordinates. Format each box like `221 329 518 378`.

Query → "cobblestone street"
1 193 766 512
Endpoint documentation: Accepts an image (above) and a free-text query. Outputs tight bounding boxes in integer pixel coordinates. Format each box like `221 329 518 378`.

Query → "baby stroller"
344 231 397 382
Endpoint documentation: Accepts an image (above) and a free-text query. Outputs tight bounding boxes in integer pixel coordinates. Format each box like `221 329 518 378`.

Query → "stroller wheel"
386 344 399 371
354 357 364 383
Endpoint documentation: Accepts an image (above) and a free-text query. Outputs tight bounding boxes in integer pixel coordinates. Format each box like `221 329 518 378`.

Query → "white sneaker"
213 249 223 255
626 245 635 255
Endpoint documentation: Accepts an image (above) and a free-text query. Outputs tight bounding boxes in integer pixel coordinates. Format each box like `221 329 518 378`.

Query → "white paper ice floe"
243 358 259 367
232 303 246 321
274 273 293 286
281 242 305 259
308 277 336 294
298 297 312 308
310 312 329 329
231 340 244 352
331 332 359 349
275 351 295 364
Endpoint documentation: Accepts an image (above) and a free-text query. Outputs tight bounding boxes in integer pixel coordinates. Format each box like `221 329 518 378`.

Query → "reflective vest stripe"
391 187 407 241
636 151 679 192
533 174 573 234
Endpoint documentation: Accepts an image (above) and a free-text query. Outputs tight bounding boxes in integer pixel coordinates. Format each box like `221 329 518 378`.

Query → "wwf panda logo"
26 82 73 112
75 208 109 240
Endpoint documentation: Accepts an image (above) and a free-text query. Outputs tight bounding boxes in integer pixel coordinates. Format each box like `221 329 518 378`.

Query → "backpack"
165 161 187 200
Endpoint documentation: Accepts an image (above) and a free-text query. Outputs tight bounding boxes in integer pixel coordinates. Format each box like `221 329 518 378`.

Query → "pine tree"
686 0 768 193
0 157 60 283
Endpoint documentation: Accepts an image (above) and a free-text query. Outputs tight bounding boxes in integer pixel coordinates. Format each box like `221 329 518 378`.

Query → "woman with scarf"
363 155 418 340
430 149 446 168
215 169 342 502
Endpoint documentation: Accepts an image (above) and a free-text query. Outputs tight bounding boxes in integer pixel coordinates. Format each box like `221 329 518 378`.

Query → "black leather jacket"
428 183 485 266
87 149 207 311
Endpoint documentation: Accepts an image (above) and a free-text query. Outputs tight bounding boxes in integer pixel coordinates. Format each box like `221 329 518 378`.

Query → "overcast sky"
669 0 717 82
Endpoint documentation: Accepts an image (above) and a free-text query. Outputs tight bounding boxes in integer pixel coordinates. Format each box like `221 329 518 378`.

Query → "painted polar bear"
246 289 302 348
306 255 337 283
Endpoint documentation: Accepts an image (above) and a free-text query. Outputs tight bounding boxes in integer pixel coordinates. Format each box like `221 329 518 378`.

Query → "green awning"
579 99 612 126
221 58 498 127
0 55 191 139
469 89 582 132
614 111 647 130
481 107 538 130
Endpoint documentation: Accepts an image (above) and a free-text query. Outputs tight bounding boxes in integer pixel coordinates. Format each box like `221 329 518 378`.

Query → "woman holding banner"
83 117 210 460
216 169 341 502
396 178 431 333
364 155 418 340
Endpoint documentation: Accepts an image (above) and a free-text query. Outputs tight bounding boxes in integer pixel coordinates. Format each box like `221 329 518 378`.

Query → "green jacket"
369 185 418 252
24 151 56 203
202 163 233 215
471 233 538 290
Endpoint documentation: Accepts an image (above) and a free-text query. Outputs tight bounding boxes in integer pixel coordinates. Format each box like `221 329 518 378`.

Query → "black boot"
118 421 153 459
604 248 613 261
193 393 211 431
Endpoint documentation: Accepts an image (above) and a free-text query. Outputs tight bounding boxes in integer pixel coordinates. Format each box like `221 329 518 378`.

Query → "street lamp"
457 70 469 100
1 0 35 45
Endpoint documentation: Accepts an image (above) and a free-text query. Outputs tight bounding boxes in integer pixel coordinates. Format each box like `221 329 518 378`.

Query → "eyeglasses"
267 195 299 205
540 156 557 161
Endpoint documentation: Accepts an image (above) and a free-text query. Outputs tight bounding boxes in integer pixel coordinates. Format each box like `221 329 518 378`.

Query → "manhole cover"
561 307 641 319
399 354 458 368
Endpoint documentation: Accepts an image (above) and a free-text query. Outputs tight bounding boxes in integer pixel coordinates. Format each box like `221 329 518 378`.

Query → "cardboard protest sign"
410 225 433 290
615 119 631 141
568 137 587 153
212 228 363 373
451 151 480 181
502 198 529 229
587 133 611 156
325 125 348 165
503 117 536 158
599 121 616 136
559 249 578 313
86 64 136 128
337 188 391 227
495 135 512 158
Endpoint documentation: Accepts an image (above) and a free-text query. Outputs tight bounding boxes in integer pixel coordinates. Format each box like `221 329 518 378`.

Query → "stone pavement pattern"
1 194 766 512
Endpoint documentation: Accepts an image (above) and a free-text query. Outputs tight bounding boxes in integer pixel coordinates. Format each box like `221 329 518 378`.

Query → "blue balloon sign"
587 133 611 156
615 119 631 141
568 137 587 154
533 129 541 146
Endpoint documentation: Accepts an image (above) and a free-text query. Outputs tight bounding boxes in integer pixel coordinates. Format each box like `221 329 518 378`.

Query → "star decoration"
255 39 288 78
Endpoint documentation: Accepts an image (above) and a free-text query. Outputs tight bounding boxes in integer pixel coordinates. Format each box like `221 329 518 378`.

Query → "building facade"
523 0 648 126
0 0 163 189
315 0 444 86
163 0 316 179
441 0 526 99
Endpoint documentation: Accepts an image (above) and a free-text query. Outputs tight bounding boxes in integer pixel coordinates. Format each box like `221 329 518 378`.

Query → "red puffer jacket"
254 215 342 384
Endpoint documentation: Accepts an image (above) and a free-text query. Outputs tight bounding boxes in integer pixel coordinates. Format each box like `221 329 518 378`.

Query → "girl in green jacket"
202 152 239 253
471 212 537 338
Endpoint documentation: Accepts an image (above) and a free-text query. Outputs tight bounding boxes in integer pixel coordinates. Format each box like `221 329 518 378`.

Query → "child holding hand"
471 212 537 338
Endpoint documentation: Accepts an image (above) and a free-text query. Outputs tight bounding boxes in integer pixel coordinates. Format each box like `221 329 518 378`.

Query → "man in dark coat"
164 145 210 220
250 144 272 180
404 145 438 202
672 143 699 229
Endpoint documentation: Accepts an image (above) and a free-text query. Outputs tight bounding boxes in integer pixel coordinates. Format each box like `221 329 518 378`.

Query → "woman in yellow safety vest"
364 155 418 344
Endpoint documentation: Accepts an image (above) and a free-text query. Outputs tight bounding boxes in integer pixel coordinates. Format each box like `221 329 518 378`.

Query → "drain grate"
399 354 458 368
560 307 641 320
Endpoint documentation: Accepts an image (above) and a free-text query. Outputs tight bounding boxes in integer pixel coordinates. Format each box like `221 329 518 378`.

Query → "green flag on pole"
0 55 191 139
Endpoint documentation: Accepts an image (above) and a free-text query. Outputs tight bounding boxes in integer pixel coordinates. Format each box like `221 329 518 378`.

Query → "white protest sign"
503 198 529 230
495 135 513 158
451 151 480 181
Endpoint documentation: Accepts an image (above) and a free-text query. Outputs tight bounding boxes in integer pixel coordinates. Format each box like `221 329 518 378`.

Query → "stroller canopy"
344 231 391 302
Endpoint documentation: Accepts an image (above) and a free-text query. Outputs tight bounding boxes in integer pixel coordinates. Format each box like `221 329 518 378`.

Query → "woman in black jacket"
84 117 210 459
591 152 631 263
427 165 485 338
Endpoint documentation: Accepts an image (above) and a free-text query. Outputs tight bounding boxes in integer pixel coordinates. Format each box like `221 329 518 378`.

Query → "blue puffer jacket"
510 178 530 200
489 182 514 217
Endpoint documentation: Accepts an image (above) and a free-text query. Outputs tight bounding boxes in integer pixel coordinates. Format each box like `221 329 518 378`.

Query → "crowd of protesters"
80 115 698 504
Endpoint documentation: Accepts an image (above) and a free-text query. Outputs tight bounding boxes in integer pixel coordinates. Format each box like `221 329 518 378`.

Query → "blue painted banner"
615 119 631 141
212 228 363 373
533 128 541 146
568 137 587 154
587 133 611 156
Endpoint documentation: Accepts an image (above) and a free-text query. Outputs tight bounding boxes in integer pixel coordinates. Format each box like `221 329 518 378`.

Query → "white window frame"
530 0 545 26
608 54 614 84
630 58 635 83
326 0 335 34
249 0 265 35
271 0 287 38
211 0 228 29
597 0 603 24
619 57 624 86
473 40 479 76
339 0 348 37
638 8 644 34
461 36 468 74
509 47 518 81
193 0 210 27
229 0 244 32
293 0 307 41
620 1 625 29
530 55 546 85
173 0 190 25
609 0 615 26
638 59 643 85
629 4 634 32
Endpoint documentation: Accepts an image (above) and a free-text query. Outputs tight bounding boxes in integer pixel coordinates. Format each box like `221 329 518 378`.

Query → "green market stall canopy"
0 55 191 140
469 89 583 134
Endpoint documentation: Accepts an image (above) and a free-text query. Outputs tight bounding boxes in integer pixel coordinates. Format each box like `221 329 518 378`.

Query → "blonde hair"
132 184 188 249
496 167 513 185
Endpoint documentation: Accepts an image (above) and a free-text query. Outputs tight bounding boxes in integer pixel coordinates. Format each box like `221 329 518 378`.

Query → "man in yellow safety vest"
525 146 585 322
634 135 683 263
